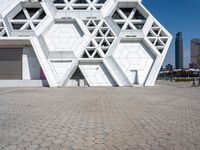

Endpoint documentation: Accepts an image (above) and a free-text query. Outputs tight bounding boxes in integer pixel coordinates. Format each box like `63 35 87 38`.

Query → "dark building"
191 38 200 68
175 32 183 69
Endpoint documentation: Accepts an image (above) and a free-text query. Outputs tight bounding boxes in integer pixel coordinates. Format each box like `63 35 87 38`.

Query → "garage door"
0 48 22 79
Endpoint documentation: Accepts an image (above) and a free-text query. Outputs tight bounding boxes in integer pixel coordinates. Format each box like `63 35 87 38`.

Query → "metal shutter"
0 48 22 79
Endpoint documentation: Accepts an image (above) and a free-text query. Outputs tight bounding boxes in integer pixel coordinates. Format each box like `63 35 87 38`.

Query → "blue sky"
143 0 200 67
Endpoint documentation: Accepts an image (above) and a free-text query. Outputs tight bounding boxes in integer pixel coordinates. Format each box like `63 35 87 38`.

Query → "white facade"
0 0 172 87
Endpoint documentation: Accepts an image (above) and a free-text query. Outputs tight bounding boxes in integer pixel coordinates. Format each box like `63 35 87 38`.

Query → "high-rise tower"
191 38 200 68
175 32 183 69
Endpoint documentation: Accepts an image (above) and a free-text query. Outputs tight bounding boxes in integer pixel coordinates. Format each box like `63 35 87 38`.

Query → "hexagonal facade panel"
113 41 155 85
80 19 116 59
111 2 148 30
147 22 170 54
43 20 84 52
0 0 172 87
5 2 47 34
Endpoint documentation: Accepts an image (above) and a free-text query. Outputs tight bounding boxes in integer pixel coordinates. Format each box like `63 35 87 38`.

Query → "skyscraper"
191 38 200 68
175 32 183 69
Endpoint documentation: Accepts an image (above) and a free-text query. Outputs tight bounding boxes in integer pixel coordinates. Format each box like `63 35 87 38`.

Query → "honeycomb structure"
0 0 172 87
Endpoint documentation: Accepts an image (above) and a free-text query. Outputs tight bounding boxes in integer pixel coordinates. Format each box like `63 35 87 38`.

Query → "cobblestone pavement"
0 83 200 150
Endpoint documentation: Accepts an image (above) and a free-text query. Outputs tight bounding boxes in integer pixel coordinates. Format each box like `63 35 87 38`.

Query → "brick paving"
0 82 200 150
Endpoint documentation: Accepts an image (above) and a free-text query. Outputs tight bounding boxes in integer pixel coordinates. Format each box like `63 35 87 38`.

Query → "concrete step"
0 80 48 88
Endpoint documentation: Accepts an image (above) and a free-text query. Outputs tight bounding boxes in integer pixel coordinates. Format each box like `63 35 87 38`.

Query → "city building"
175 32 183 69
191 38 200 68
0 0 172 87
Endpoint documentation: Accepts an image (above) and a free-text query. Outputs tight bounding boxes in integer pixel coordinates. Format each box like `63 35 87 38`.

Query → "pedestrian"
192 78 196 87
199 77 200 86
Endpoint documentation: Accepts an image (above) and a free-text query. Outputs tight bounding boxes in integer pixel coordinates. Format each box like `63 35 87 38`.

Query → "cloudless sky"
142 0 200 67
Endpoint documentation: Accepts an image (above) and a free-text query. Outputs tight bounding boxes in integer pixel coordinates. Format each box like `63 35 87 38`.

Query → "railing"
157 76 200 87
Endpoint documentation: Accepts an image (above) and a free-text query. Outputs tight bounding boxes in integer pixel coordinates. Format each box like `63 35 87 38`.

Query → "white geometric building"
0 0 172 87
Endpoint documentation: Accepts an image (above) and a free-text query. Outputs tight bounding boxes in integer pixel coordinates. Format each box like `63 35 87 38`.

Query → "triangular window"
13 10 26 20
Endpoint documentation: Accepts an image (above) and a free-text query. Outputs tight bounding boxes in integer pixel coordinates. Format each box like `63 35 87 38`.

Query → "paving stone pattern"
0 83 200 150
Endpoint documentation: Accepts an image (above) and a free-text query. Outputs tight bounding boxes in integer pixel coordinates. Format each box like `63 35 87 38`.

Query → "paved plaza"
0 81 200 150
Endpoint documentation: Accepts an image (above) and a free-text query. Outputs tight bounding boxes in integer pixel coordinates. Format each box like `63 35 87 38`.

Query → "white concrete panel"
113 41 155 85
0 80 48 87
0 0 20 17
79 63 116 86
30 37 59 87
103 57 131 86
51 60 73 81
43 23 83 52
22 47 40 80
